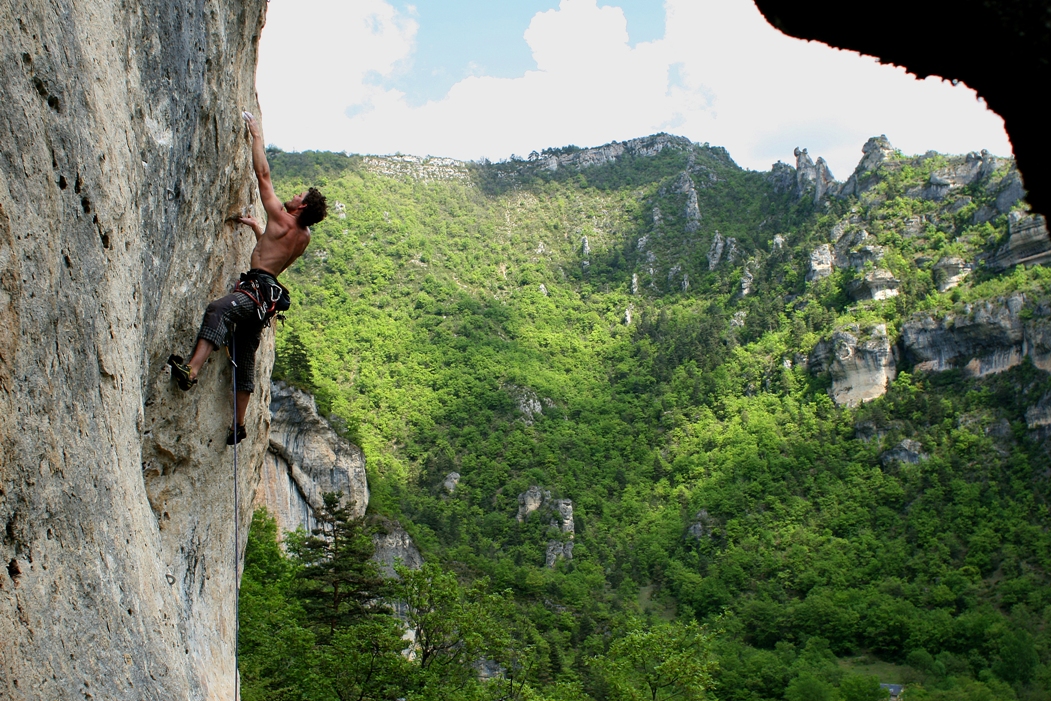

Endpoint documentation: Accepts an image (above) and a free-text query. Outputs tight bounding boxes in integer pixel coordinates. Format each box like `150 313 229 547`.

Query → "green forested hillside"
244 136 1051 700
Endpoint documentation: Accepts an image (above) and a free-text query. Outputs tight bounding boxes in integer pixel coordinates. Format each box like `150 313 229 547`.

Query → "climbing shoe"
167 354 197 391
227 424 247 446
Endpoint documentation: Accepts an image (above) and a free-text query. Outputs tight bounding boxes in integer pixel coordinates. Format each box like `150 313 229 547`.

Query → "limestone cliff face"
811 325 897 408
0 1 269 699
254 382 369 536
253 383 419 579
539 133 694 172
901 294 1051 377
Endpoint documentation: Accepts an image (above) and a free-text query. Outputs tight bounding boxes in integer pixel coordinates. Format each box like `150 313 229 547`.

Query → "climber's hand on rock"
242 111 260 138
235 215 259 229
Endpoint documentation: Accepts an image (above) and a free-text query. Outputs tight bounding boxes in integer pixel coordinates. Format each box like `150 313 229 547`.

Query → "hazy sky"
256 0 1012 178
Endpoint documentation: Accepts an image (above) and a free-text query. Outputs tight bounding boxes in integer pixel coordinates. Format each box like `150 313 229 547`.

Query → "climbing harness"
233 269 290 325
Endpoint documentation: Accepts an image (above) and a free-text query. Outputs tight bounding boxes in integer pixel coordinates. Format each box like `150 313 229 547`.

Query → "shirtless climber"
168 111 327 445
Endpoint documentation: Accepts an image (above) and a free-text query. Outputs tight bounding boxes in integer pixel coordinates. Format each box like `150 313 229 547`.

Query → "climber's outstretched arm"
234 215 264 242
242 112 285 221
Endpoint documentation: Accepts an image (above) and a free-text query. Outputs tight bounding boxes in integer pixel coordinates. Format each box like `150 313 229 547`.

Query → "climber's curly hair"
297 187 328 227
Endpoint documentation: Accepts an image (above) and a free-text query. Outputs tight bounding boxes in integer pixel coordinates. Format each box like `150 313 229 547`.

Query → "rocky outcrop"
676 172 702 232
740 268 754 296
839 136 895 198
881 439 928 465
847 245 885 270
794 147 836 202
372 523 424 578
687 509 718 539
831 221 870 267
769 161 796 195
517 486 547 522
0 1 268 698
996 168 1027 214
506 384 544 424
932 257 972 292
847 269 900 301
813 325 897 407
254 382 369 537
855 421 889 442
253 384 421 583
1026 393 1051 430
443 472 461 494
539 133 693 172
907 151 990 201
707 232 727 270
987 212 1051 270
807 244 834 281
545 540 574 567
900 294 1051 376
363 155 469 182
516 487 574 567
705 232 741 271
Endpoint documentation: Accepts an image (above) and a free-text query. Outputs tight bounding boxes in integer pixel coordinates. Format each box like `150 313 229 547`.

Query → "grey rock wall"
900 294 1051 376
0 1 269 698
252 383 420 583
988 212 1051 270
255 382 369 537
824 325 897 408
540 133 693 172
372 523 424 578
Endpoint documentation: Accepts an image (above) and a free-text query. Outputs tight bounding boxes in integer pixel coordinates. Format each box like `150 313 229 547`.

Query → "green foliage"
592 620 716 700
259 141 1051 700
785 673 840 701
239 509 320 701
839 675 888 701
289 493 391 638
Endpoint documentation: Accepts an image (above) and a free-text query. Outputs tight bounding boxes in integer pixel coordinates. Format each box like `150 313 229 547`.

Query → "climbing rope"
231 325 241 701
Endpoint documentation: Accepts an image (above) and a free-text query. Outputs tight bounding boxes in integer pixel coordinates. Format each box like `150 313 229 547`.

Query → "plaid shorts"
196 291 264 393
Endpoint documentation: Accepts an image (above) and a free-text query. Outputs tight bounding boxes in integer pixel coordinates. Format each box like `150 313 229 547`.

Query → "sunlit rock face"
807 244 833 281
255 382 370 538
516 486 574 567
253 383 420 584
847 269 900 301
539 133 694 172
932 257 972 292
793 147 836 202
901 294 1051 377
988 212 1051 271
823 325 898 408
0 1 268 698
372 522 424 578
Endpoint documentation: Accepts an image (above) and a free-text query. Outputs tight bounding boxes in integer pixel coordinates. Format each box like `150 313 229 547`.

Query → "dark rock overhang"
752 0 1051 225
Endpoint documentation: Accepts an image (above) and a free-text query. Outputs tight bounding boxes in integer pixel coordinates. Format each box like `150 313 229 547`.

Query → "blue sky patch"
386 0 667 105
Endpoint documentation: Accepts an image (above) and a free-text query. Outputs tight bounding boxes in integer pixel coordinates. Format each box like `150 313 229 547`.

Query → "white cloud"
257 0 418 150
257 0 1011 176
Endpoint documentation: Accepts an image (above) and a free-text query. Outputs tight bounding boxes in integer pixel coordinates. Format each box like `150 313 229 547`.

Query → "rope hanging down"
231 326 241 701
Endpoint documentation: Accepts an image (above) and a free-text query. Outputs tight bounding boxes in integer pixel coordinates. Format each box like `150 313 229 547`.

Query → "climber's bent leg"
227 317 263 445
186 292 256 377
187 337 216 378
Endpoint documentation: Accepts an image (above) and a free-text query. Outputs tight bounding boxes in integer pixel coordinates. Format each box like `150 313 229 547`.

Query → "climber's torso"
251 195 311 276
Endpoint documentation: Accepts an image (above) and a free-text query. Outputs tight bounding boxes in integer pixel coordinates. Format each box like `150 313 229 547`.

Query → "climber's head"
284 187 328 227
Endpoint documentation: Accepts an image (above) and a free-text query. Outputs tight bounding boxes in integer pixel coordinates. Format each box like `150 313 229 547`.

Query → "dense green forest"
240 135 1051 700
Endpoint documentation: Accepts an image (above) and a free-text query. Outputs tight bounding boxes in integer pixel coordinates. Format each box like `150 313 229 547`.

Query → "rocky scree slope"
1 1 269 699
